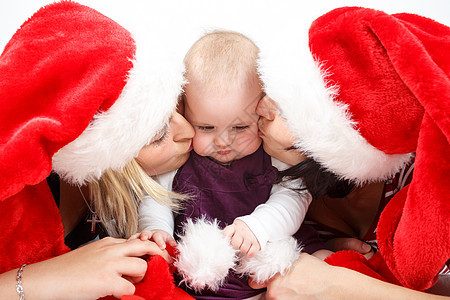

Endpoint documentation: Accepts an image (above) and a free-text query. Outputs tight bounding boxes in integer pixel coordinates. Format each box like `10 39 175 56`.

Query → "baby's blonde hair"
90 159 184 238
184 30 260 90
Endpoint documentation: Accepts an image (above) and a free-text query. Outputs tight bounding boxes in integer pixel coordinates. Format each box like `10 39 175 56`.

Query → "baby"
138 31 315 298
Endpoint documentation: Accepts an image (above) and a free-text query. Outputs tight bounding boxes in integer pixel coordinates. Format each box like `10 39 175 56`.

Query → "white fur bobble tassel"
174 217 238 292
174 217 302 291
237 236 302 283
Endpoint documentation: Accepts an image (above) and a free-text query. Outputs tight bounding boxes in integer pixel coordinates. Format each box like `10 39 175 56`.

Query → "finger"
360 243 372 253
222 225 234 238
325 239 341 252
230 235 243 250
111 277 136 298
159 250 172 263
326 238 367 253
140 230 154 241
128 233 140 240
247 244 258 258
167 236 178 247
122 275 136 284
153 234 167 249
120 239 166 257
248 277 267 289
363 251 374 260
99 236 127 245
114 256 148 280
240 239 252 255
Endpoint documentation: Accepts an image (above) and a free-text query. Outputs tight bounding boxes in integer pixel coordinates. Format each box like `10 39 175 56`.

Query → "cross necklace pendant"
87 212 101 233
78 186 101 233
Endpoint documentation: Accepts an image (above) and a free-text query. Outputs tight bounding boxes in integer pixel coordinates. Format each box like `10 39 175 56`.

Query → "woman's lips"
186 141 193 152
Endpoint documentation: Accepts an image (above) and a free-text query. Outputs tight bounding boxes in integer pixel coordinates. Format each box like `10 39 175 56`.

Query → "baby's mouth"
217 150 231 155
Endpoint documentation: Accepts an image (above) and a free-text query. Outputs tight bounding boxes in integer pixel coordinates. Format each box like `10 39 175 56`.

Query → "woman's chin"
173 153 191 171
261 143 275 158
180 152 191 165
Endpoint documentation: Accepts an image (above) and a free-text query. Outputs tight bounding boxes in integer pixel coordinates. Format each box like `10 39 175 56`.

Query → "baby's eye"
197 125 215 131
233 125 249 131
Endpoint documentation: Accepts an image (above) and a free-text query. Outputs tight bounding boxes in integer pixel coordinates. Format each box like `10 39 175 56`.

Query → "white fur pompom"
174 217 238 292
236 237 302 284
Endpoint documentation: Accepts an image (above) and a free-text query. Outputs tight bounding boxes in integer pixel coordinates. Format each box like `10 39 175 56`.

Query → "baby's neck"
207 156 233 166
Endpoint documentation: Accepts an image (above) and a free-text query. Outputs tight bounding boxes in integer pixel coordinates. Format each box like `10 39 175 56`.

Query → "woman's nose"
171 112 195 141
256 96 276 120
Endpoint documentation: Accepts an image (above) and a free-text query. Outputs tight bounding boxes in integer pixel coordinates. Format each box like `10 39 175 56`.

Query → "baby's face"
184 76 263 164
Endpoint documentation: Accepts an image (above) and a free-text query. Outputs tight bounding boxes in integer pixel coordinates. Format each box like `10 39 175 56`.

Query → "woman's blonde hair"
89 159 185 238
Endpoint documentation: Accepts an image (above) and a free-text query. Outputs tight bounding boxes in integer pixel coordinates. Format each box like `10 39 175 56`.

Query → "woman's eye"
197 126 215 131
285 145 298 151
151 128 168 145
233 125 249 131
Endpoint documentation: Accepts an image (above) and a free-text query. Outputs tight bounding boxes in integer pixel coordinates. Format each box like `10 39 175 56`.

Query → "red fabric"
100 246 193 300
309 7 450 290
132 255 193 300
122 296 145 300
326 251 401 286
101 253 193 300
0 1 135 202
134 256 175 299
0 0 134 275
0 182 69 273
378 115 449 290
0 2 190 298
131 246 193 299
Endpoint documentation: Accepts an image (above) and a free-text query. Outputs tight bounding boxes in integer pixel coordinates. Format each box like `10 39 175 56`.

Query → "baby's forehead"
187 95 259 126
185 84 262 105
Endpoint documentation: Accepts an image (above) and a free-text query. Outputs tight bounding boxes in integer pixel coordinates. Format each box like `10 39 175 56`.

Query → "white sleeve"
236 158 311 248
137 170 177 237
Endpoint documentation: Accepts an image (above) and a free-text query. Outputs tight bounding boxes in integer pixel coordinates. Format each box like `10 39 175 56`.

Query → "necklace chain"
78 186 101 233
77 186 96 215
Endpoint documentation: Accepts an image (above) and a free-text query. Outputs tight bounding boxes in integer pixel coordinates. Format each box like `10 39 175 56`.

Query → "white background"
1 0 449 51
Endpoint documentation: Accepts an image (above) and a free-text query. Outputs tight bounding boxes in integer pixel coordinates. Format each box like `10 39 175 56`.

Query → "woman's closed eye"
151 127 168 145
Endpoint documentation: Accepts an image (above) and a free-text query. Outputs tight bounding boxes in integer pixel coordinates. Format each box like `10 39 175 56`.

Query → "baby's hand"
223 219 261 258
129 229 177 250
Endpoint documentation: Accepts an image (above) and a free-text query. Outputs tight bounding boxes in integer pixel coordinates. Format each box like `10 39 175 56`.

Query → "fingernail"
362 243 371 252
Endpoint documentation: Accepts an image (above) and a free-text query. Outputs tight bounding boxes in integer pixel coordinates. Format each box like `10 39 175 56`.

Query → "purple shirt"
173 146 325 299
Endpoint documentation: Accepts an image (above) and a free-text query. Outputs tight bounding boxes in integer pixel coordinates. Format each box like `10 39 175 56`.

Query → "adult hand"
249 253 446 300
249 253 334 299
223 219 261 258
19 237 169 299
326 238 374 259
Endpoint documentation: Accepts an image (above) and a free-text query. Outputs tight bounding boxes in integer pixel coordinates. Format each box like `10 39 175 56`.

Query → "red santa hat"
0 0 183 276
1 0 184 196
260 7 449 290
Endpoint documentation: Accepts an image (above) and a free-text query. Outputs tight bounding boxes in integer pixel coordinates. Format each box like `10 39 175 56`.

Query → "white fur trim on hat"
52 30 185 185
